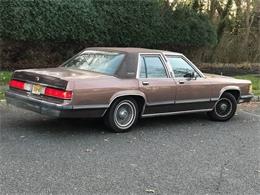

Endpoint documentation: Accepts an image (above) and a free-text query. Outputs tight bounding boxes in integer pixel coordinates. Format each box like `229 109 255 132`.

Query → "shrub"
0 0 216 48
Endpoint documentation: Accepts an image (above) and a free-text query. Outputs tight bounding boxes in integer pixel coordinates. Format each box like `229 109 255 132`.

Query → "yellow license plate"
32 84 45 95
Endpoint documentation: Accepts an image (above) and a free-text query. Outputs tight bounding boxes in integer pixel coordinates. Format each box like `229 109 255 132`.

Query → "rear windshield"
61 51 125 75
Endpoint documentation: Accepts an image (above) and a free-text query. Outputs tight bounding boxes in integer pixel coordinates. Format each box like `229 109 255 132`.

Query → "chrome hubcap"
220 103 228 111
215 98 232 118
114 100 136 129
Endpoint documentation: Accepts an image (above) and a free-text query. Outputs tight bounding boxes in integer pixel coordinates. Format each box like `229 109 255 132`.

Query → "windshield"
61 51 125 75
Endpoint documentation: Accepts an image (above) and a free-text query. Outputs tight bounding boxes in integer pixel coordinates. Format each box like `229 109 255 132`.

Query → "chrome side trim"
141 109 212 118
175 98 210 104
73 104 109 109
146 100 175 106
211 97 219 101
145 98 213 106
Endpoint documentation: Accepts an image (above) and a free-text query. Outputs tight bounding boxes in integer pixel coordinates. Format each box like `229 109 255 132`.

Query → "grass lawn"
234 74 260 96
0 71 12 99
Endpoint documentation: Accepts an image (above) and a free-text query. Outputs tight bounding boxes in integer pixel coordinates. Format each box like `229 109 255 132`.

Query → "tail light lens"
44 87 72 100
9 79 72 100
9 80 25 90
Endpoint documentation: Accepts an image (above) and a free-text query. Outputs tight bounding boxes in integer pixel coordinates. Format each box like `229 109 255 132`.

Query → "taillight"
44 87 72 100
9 80 25 90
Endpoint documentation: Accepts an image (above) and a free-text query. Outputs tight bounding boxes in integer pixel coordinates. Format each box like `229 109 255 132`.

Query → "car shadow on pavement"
5 111 210 136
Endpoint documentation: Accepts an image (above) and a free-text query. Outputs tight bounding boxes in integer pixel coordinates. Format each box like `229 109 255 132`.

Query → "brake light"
44 87 72 100
9 80 25 90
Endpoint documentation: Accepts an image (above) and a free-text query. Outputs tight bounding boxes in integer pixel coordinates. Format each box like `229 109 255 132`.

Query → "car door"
138 54 177 114
166 55 213 111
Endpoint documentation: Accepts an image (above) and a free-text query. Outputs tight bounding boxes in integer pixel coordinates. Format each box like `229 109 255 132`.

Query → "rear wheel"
207 93 237 121
104 98 138 133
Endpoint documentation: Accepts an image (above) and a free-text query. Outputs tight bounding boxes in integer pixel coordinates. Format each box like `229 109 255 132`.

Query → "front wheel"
207 93 237 121
104 98 139 133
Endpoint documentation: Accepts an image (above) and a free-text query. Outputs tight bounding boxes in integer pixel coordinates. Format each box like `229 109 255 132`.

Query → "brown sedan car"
6 47 253 132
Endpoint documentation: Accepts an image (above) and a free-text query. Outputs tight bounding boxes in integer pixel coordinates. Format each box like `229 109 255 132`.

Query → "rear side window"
139 55 167 78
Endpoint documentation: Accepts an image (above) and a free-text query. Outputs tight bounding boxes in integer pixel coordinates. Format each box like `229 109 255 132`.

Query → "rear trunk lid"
10 67 115 103
13 67 112 89
13 68 68 90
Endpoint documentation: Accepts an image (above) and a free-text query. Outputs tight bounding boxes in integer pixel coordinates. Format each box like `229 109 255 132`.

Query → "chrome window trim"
165 54 205 79
136 53 172 79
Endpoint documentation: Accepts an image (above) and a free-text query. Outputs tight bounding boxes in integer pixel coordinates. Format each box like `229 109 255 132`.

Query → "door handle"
179 80 185 84
142 81 149 86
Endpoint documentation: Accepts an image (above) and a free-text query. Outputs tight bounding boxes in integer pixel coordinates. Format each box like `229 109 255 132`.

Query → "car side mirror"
184 72 198 80
193 72 198 80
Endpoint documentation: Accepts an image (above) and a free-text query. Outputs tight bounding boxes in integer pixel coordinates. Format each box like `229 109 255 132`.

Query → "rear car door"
166 55 213 111
138 54 177 115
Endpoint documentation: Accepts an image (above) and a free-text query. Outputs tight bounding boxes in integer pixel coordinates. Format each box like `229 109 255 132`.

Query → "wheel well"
222 90 240 101
109 95 145 114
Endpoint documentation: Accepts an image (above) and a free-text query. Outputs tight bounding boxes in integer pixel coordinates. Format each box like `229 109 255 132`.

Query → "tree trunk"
255 0 260 62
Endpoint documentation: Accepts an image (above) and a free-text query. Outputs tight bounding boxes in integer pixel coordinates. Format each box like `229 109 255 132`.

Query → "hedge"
0 0 217 48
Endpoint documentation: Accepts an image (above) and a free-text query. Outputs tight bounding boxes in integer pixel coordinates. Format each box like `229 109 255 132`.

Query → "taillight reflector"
9 80 25 90
44 87 72 100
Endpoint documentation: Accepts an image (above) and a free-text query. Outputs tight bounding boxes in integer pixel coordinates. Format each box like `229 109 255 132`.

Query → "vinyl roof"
83 47 182 78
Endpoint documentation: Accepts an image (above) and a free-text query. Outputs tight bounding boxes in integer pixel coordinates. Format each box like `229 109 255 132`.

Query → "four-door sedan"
6 47 253 132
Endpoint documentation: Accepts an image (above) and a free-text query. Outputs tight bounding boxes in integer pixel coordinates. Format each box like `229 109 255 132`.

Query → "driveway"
0 102 259 194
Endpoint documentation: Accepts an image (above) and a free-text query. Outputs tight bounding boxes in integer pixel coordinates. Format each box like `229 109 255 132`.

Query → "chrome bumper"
5 90 106 118
5 90 72 117
239 94 254 103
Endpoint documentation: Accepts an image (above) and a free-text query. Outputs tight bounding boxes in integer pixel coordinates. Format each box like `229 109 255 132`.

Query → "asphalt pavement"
0 102 259 194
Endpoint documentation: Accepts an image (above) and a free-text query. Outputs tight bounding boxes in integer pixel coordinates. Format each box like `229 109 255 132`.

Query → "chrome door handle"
142 81 149 86
179 80 185 84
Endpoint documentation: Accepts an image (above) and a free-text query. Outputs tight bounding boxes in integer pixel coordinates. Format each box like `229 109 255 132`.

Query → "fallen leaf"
85 149 93 152
130 163 137 168
145 189 155 193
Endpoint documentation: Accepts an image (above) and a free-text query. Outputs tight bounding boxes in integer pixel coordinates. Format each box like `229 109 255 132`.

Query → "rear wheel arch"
106 94 146 116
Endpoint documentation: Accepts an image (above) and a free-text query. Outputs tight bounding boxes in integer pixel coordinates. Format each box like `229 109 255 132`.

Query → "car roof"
86 47 182 55
82 47 182 79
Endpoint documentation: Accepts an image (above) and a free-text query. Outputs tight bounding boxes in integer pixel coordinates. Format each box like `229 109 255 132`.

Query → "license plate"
32 84 45 95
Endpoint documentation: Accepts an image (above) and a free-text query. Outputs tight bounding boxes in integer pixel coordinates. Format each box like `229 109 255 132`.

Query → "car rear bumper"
5 90 106 118
239 94 254 103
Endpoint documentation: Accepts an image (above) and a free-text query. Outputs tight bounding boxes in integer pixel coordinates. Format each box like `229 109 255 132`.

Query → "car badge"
36 76 40 81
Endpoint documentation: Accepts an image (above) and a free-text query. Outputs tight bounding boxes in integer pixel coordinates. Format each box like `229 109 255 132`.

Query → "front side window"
167 56 200 78
139 55 167 78
62 51 125 75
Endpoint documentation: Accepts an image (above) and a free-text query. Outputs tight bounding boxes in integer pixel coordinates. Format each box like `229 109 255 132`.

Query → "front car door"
138 54 177 115
166 55 214 111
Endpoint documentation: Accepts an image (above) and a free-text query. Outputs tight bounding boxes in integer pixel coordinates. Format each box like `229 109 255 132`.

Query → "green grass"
0 71 12 99
0 71 12 85
234 74 260 96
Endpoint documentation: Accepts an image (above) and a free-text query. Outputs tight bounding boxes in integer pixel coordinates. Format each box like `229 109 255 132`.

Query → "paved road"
0 103 259 194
